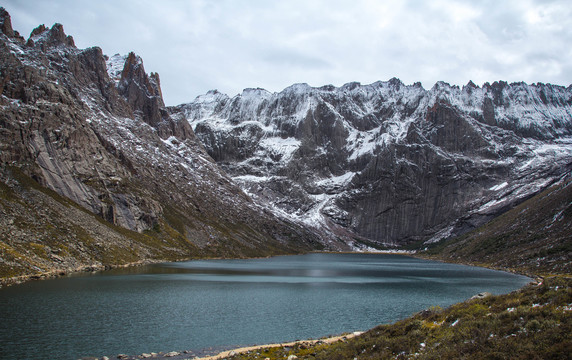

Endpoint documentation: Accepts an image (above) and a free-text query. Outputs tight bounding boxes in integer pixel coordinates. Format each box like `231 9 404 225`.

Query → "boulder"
471 292 492 300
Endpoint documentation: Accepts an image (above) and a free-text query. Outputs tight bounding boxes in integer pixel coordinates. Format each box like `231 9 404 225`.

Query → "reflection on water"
0 253 530 360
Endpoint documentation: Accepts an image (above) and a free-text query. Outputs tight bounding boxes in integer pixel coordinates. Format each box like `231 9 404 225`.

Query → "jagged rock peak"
193 89 230 103
149 72 163 100
115 51 191 138
431 81 460 91
387 77 405 87
120 52 144 82
341 81 362 91
120 52 162 100
29 24 47 37
282 82 313 94
0 7 25 43
465 80 478 88
319 84 337 91
241 87 272 96
48 23 75 47
0 7 14 37
27 22 75 49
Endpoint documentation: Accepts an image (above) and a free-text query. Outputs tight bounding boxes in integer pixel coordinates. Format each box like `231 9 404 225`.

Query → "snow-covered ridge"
171 78 572 247
184 79 572 139
180 79 572 170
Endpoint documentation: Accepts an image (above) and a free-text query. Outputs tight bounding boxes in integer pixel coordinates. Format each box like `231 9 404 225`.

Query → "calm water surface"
0 253 530 359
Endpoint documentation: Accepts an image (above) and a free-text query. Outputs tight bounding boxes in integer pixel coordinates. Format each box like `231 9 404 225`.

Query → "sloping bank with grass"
222 277 570 360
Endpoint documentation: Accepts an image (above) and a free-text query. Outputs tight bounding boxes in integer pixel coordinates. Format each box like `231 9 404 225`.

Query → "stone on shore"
471 292 492 300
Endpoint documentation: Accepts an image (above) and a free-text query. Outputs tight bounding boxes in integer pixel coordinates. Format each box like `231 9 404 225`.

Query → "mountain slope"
172 79 572 248
423 175 572 275
0 9 321 283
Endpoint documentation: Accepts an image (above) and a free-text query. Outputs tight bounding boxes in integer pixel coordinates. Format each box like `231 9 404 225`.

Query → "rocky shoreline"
0 258 174 288
0 250 409 288
86 332 364 360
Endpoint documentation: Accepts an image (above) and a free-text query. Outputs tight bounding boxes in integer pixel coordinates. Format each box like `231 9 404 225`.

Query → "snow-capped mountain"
172 79 572 248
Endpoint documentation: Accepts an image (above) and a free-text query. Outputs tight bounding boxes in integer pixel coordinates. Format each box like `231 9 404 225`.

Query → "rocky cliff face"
172 78 572 248
0 9 320 282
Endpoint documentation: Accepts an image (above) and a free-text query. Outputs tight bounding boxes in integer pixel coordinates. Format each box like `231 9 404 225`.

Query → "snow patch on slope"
106 54 126 83
258 137 301 162
489 182 508 191
316 172 356 188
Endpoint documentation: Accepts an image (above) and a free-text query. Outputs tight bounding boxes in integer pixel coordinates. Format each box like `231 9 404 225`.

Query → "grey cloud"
262 48 332 69
475 11 527 43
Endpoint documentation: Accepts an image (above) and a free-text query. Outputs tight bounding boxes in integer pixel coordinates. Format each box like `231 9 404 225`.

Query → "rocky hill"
0 8 321 283
172 78 572 248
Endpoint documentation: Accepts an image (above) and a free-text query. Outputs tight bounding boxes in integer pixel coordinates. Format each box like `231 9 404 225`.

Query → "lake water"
0 253 530 359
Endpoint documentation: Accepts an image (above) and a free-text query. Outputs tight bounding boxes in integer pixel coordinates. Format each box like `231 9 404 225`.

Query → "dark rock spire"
0 7 14 37
27 22 75 49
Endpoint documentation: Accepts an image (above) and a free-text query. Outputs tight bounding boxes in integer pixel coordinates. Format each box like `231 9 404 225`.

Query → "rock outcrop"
0 8 321 282
172 79 572 248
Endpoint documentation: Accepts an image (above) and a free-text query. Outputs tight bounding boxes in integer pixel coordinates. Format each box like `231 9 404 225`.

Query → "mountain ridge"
172 77 572 248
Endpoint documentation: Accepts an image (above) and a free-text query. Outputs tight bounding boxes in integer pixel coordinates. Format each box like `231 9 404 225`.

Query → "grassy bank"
225 276 571 360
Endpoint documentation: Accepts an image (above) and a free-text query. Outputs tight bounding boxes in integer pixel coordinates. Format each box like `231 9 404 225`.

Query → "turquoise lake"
0 253 531 359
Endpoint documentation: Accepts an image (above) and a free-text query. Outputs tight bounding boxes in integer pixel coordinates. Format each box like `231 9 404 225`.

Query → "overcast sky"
4 0 572 105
